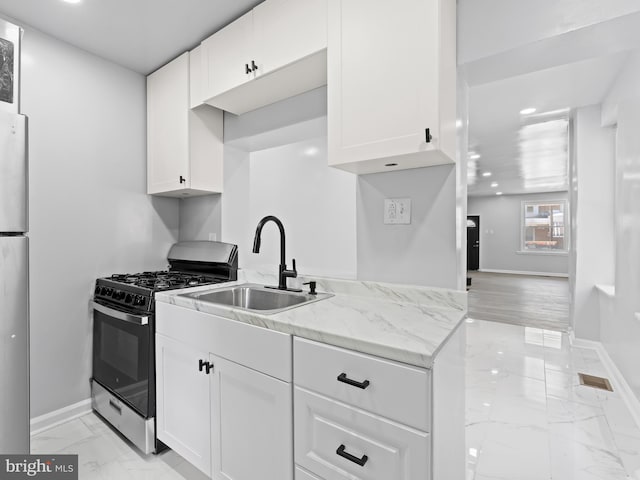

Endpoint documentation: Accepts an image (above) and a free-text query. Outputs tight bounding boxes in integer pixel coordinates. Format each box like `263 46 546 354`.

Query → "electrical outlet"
384 198 411 225
208 233 217 241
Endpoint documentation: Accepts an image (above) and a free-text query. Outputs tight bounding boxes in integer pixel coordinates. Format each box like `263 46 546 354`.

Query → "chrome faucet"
252 215 300 291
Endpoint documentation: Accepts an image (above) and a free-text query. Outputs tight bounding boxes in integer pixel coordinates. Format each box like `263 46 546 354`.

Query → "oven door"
92 301 152 418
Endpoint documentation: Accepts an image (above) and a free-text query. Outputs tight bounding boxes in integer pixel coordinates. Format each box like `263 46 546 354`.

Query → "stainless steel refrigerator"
0 18 29 454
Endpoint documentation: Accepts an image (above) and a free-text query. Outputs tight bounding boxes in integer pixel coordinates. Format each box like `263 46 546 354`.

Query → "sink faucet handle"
292 258 297 273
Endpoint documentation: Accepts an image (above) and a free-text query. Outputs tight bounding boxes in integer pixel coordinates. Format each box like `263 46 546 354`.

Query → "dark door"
467 215 480 271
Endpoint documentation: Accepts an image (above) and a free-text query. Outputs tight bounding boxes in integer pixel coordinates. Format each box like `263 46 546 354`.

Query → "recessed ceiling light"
469 153 481 160
482 172 492 177
490 182 498 188
496 192 503 196
520 107 537 115
62 0 82 3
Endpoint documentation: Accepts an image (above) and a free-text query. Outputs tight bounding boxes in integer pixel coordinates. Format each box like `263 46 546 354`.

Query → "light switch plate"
384 198 411 224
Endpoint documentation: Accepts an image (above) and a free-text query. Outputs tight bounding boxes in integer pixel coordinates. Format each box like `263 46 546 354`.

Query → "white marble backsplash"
239 268 467 311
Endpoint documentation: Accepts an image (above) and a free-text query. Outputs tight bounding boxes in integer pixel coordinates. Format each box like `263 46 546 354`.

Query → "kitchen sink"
179 283 332 314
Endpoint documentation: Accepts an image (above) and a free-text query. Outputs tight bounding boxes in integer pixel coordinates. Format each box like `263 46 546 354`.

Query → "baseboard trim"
476 269 569 278
570 334 640 430
30 398 92 436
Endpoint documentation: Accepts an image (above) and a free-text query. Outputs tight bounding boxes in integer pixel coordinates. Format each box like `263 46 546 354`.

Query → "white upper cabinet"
147 52 189 195
253 0 327 75
327 0 456 174
201 0 327 115
147 51 224 197
189 45 205 108
202 12 255 101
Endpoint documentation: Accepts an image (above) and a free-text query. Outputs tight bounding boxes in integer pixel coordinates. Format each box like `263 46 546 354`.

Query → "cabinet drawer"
294 337 430 430
296 466 322 480
157 302 292 381
294 387 430 480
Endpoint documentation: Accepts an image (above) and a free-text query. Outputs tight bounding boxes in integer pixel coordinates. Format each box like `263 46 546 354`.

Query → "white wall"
221 136 357 279
179 195 221 242
570 105 615 340
357 165 458 289
467 192 569 275
599 51 640 399
458 0 640 64
22 27 179 418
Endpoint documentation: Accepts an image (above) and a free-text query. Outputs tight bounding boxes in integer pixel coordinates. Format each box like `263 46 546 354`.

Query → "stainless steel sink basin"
180 283 332 314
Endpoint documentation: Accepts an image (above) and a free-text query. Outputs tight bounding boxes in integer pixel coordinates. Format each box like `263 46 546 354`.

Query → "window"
521 200 568 252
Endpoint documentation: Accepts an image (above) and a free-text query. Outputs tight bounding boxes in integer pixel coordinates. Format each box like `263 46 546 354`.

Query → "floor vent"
578 373 613 392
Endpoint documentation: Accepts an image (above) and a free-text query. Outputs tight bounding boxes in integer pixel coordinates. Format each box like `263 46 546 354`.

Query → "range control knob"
95 286 100 295
125 294 133 304
138 297 146 306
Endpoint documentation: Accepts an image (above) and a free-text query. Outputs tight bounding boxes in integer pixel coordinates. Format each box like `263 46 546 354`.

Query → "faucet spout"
252 215 297 290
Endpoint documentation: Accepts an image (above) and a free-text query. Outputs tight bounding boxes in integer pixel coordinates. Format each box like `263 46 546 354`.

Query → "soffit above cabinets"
0 0 264 74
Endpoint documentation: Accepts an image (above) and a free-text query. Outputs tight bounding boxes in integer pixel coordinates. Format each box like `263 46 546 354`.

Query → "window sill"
516 250 568 256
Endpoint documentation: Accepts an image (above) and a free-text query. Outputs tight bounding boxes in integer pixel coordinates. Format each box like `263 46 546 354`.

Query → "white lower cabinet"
156 334 211 477
294 387 430 480
155 303 294 480
210 354 293 480
296 466 323 480
156 303 464 480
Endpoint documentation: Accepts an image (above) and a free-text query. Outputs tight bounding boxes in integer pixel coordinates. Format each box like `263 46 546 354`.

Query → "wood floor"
466 271 570 331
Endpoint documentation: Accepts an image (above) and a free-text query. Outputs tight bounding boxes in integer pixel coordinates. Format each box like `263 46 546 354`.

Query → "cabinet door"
210 354 293 480
295 387 430 480
156 334 211 477
253 0 327 75
189 45 205 109
147 52 190 194
202 12 254 100
327 0 441 171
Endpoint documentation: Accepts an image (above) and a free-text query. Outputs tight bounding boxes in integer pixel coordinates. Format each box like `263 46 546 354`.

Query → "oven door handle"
92 301 149 325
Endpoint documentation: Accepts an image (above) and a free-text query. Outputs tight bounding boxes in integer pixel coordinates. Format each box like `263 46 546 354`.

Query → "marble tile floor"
466 318 640 480
32 318 640 479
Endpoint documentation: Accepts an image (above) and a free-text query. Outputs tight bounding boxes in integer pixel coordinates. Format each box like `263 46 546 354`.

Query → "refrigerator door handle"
92 301 149 325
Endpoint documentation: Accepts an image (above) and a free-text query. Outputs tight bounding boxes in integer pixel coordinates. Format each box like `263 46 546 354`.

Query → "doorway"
467 215 480 271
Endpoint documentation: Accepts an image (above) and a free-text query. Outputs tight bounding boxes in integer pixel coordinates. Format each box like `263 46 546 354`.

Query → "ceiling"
467 52 628 197
465 11 640 198
0 0 264 74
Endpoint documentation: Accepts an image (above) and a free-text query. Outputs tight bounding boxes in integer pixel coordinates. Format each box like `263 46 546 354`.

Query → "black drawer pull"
336 444 368 467
337 373 370 389
108 400 122 415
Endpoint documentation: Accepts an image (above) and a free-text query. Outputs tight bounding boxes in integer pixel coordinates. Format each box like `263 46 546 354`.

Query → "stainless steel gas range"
91 241 238 454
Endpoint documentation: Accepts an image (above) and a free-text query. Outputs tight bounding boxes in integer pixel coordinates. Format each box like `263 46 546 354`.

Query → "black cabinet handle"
245 63 252 74
179 175 186 184
198 359 213 374
108 400 122 415
425 128 432 143
336 444 368 467
337 373 370 389
251 60 258 72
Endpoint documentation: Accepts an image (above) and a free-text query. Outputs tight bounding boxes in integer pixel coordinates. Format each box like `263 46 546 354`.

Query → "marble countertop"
156 270 467 368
